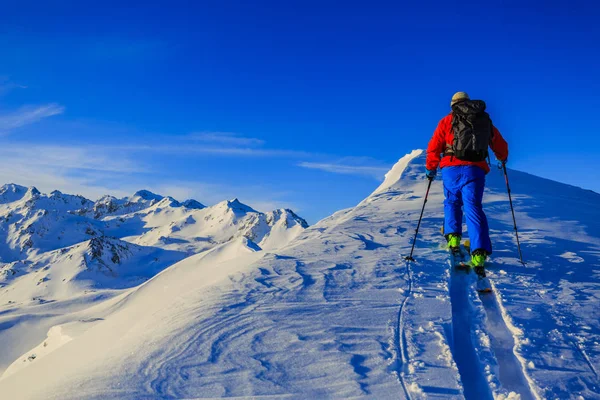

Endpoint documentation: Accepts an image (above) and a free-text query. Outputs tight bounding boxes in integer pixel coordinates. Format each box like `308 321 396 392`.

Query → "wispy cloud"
0 103 65 133
78 143 313 158
0 163 132 201
10 118 309 158
0 114 378 217
3 144 143 173
172 145 310 158
0 142 148 199
0 158 132 201
188 131 265 146
0 141 299 211
298 158 390 180
0 76 27 96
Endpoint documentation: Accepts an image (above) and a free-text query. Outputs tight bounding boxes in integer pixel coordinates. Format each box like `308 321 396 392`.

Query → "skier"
425 92 508 287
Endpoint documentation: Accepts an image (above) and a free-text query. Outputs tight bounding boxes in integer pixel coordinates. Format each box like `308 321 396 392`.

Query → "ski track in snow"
575 339 599 379
449 247 540 400
1 150 600 399
394 258 413 399
478 289 537 400
448 249 494 400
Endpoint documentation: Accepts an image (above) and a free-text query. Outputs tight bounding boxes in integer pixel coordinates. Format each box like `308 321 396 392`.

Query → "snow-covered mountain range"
0 151 599 400
0 185 307 304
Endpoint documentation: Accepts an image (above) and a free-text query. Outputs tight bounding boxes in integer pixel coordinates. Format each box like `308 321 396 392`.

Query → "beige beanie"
451 91 470 106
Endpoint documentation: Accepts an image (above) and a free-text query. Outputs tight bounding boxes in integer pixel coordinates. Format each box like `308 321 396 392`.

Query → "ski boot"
472 250 492 293
446 233 461 253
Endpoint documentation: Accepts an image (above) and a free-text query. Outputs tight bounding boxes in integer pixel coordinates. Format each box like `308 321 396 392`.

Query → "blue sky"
1 1 599 223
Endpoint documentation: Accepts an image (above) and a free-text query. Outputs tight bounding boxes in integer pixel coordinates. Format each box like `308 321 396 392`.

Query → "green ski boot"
447 234 461 252
471 251 486 268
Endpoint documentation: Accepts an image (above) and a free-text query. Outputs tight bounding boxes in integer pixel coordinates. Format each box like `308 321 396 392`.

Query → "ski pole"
405 177 434 262
501 163 526 265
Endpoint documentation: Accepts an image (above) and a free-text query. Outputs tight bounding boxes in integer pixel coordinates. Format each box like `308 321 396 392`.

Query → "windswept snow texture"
1 151 600 400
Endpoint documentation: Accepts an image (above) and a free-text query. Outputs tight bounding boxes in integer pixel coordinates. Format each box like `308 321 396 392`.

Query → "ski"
474 266 492 293
448 245 493 293
449 246 470 271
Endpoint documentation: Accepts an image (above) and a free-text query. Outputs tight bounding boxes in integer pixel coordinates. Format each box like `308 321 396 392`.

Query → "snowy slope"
0 236 185 304
0 185 307 387
1 152 599 399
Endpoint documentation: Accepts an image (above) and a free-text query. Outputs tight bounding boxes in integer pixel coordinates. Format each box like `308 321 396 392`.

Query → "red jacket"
426 113 509 173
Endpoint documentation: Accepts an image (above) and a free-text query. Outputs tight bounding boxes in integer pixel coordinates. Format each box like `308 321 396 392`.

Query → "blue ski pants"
442 166 492 254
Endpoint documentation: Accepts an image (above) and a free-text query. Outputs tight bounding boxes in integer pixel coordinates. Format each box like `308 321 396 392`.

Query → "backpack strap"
447 111 457 162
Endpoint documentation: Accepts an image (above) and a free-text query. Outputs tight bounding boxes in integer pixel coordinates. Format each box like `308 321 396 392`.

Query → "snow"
0 150 599 399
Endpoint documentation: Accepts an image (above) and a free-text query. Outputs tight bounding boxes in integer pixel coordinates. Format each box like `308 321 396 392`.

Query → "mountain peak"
264 208 310 229
155 196 181 208
0 183 30 204
97 194 117 202
182 199 205 209
221 198 256 213
282 208 309 228
130 190 163 203
0 183 28 193
22 186 41 203
371 149 424 196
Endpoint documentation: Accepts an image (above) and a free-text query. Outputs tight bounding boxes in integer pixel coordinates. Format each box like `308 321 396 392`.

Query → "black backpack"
450 100 493 162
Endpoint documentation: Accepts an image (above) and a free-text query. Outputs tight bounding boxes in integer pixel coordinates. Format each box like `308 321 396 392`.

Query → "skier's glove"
501 158 508 165
425 169 437 180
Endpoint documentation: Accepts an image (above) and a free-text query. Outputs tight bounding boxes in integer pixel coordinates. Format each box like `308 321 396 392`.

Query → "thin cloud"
298 161 390 180
2 144 143 173
0 103 65 133
0 158 133 201
0 142 149 200
0 141 300 210
188 131 265 147
177 145 310 158
6 118 312 158
84 143 313 158
0 164 132 201
0 77 27 96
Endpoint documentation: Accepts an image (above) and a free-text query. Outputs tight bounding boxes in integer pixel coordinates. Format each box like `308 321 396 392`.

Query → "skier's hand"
425 169 437 180
501 158 508 165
